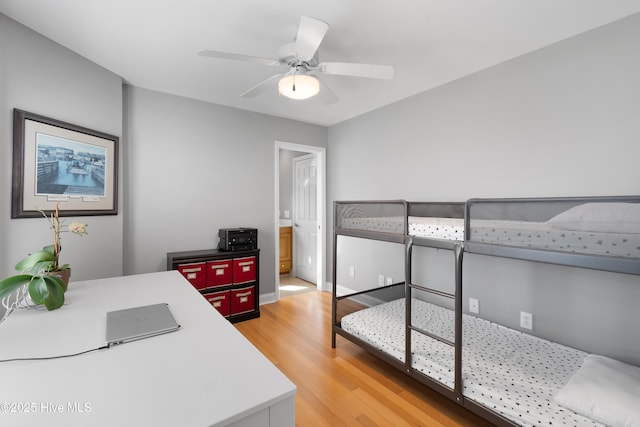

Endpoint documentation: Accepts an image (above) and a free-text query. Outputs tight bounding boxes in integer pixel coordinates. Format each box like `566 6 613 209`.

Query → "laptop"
106 303 180 347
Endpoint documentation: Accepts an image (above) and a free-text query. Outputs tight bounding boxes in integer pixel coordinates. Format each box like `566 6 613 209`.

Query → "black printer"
218 228 258 252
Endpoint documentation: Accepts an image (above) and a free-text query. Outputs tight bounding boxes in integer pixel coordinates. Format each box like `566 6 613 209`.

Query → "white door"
293 154 317 284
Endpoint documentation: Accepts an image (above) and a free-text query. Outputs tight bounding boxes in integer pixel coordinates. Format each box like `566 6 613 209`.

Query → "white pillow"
554 354 640 427
546 202 640 234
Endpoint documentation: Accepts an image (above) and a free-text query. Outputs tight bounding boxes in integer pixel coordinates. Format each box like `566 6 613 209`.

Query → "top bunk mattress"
340 216 464 240
334 200 466 241
469 218 640 259
467 200 640 261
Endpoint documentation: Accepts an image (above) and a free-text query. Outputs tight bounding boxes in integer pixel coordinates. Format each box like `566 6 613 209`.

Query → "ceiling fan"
198 16 395 103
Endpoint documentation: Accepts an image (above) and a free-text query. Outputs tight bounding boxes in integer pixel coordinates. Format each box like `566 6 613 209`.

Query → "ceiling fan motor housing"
278 42 319 68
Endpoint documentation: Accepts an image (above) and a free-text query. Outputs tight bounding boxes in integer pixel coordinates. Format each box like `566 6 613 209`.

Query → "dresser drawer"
203 290 230 317
230 286 255 315
233 256 257 284
206 259 232 287
177 262 207 290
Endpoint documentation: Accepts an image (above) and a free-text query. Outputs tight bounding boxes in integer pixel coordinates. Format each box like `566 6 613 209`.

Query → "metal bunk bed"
331 199 468 412
331 196 640 427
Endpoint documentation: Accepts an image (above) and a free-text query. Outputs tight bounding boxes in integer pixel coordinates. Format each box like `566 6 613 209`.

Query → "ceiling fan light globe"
278 75 319 100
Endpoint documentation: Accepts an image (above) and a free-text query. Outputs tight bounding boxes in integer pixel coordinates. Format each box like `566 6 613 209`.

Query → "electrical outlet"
378 275 385 286
520 311 533 330
469 298 479 314
349 266 355 278
386 277 393 286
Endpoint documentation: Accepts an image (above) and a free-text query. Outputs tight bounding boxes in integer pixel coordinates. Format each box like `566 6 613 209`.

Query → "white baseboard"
260 292 277 305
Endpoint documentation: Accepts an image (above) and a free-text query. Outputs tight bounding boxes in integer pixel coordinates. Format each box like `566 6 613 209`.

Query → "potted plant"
0 204 88 313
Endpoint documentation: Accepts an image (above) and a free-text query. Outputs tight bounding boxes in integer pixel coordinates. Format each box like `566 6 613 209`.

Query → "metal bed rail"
334 199 408 234
465 241 640 276
333 227 407 244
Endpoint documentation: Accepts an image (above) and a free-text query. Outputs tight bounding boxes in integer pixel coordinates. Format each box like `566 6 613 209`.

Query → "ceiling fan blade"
294 16 329 61
198 50 280 67
240 74 283 98
319 62 395 80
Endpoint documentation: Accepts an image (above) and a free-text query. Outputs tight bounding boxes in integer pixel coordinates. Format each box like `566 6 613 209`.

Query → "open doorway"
274 141 326 301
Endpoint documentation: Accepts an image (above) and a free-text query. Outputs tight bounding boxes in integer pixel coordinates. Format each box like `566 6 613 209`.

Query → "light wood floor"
234 291 494 427
279 275 316 298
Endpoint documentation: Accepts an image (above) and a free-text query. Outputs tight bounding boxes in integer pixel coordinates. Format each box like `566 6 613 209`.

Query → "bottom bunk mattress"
340 298 601 427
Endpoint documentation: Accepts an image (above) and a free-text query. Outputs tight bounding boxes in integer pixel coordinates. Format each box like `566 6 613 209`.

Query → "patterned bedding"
338 216 640 259
470 219 640 259
339 216 464 240
341 299 602 427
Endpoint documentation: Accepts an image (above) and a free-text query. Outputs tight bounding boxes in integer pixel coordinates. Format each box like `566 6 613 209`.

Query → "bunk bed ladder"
405 235 465 403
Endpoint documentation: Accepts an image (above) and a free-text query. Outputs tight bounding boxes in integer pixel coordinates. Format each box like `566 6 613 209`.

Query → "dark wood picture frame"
12 109 119 218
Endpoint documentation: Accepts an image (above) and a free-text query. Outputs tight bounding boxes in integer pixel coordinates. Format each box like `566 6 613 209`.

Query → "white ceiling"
2 1 640 126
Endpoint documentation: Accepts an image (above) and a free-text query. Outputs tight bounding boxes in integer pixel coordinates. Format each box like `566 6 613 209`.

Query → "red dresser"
168 248 260 323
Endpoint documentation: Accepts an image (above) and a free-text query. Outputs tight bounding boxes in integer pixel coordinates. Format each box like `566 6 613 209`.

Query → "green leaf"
41 276 65 310
0 274 33 299
1 274 65 310
28 276 65 310
15 250 55 273
28 276 48 304
32 260 56 273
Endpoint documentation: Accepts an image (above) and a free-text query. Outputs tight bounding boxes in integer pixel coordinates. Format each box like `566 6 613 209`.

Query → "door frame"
274 141 326 301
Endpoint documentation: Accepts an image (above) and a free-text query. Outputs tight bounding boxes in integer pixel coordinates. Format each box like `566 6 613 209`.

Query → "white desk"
0 271 296 426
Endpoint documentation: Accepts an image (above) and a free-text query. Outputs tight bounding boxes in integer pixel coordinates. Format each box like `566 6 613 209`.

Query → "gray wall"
0 15 124 283
328 14 640 364
123 86 327 296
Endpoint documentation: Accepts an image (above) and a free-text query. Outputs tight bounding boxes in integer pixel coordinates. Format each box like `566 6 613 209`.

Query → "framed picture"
12 109 119 218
